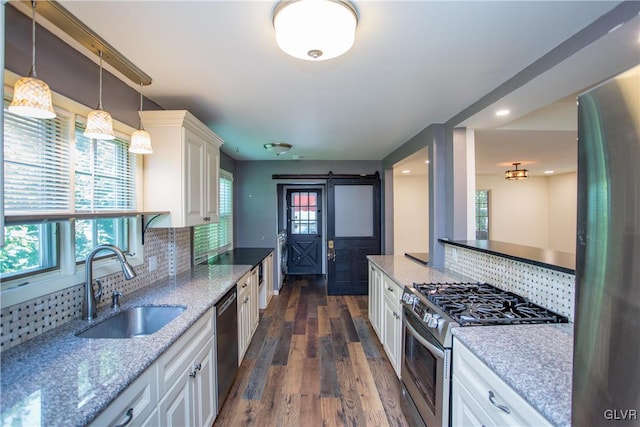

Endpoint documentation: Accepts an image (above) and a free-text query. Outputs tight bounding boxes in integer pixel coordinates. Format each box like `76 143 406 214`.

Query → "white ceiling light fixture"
264 142 292 155
273 0 358 61
8 1 56 119
129 83 153 154
495 109 510 116
505 162 529 180
84 51 115 140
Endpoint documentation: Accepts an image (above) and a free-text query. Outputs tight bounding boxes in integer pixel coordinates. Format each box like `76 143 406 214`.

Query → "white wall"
548 172 577 253
476 172 576 253
393 174 429 254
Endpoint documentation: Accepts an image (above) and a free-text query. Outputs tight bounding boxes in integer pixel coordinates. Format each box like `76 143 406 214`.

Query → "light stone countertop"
452 324 573 427
0 263 251 427
367 254 573 427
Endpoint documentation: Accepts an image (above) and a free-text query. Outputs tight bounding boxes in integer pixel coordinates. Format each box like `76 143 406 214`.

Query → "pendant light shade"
8 1 55 119
273 0 358 61
85 51 115 140
129 83 153 154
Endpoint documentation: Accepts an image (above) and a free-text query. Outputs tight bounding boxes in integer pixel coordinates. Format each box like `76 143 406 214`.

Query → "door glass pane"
290 191 318 235
334 185 373 237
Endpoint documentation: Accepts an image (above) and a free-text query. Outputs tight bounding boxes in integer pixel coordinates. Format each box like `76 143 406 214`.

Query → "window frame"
1 70 144 308
475 189 490 240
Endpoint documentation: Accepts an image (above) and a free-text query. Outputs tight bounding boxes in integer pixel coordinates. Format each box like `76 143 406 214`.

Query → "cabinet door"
184 129 206 226
204 141 220 222
382 300 402 378
193 338 216 427
452 376 493 427
250 268 259 334
158 371 193 427
368 263 382 339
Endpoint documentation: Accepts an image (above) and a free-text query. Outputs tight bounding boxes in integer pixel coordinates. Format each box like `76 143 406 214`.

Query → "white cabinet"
141 110 223 228
237 268 259 365
89 365 158 427
452 337 552 427
89 307 216 427
368 261 383 338
259 252 274 310
381 275 402 378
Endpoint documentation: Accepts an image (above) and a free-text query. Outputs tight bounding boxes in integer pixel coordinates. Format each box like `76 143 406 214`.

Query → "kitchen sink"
76 305 187 339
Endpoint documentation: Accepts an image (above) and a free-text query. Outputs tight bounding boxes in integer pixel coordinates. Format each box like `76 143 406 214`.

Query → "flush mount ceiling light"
264 142 292 155
505 162 528 180
8 1 56 119
84 51 115 140
273 0 358 61
129 82 153 154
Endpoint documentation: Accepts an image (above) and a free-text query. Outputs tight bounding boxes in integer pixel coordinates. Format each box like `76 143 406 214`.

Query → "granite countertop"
207 247 273 268
367 254 472 288
0 263 251 427
367 254 573 426
453 324 573 427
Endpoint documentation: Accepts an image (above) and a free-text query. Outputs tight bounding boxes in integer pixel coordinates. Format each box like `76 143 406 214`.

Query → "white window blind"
3 98 72 213
194 171 233 264
74 121 136 211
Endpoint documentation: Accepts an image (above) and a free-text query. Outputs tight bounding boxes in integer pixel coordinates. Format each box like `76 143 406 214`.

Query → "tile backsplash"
444 244 575 322
0 228 193 350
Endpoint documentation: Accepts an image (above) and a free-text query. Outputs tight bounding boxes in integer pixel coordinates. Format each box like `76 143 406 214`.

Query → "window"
475 190 490 239
1 76 141 302
289 190 318 234
193 171 233 265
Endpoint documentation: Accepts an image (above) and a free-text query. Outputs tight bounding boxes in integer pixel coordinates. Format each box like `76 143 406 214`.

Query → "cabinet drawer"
453 339 551 427
90 365 158 427
158 308 214 396
382 275 401 309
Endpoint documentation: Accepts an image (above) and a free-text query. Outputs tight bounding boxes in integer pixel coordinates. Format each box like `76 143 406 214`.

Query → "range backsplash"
0 228 192 350
444 244 575 322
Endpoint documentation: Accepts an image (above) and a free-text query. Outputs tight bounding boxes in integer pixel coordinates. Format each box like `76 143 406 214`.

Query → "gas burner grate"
412 282 568 326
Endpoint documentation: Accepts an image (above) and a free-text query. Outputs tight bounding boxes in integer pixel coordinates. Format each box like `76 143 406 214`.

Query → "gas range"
401 282 568 348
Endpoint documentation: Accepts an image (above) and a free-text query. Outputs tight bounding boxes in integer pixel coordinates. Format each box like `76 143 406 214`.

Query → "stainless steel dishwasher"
215 285 238 413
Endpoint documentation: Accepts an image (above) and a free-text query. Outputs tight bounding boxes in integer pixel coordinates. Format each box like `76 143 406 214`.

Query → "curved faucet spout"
83 244 137 320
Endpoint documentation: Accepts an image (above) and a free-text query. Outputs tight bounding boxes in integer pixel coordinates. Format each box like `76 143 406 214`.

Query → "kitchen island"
0 263 251 426
367 254 573 427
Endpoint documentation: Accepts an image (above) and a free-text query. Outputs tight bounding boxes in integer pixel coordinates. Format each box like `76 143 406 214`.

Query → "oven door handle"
403 317 445 360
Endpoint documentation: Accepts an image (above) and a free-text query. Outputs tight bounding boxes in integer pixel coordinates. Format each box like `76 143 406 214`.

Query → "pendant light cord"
139 82 145 129
98 51 104 109
30 1 37 78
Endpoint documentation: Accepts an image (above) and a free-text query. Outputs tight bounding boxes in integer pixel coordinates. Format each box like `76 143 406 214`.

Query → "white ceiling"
53 0 639 164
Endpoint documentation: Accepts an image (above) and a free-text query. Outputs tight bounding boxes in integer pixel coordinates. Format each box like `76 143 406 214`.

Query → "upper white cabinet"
141 110 223 228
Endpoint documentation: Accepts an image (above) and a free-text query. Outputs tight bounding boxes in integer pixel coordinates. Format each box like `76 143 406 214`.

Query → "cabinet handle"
488 390 511 414
242 283 248 288
189 370 197 378
194 363 202 371
244 296 249 304
114 408 134 427
387 286 394 292
393 312 400 319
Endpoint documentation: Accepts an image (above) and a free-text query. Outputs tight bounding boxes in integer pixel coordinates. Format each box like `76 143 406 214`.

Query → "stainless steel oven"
401 305 451 427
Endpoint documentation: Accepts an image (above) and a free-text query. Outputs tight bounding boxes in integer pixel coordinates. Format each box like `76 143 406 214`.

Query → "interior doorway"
286 188 323 275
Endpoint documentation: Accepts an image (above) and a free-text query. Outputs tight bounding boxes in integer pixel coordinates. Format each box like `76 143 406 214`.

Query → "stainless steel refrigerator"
574 64 640 425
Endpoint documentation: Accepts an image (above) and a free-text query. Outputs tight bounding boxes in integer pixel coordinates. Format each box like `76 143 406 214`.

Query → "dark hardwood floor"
214 275 410 426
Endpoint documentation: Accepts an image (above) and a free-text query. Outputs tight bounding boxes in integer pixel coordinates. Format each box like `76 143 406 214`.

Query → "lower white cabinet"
381 275 403 378
368 262 383 338
237 268 259 365
259 253 274 310
89 307 216 427
89 365 158 426
452 337 551 427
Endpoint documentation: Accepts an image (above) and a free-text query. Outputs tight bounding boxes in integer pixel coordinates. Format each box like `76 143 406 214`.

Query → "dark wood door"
327 174 381 295
286 189 323 275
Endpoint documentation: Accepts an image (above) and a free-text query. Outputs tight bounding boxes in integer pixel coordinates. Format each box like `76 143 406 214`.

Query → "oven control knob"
428 314 441 329
422 312 432 324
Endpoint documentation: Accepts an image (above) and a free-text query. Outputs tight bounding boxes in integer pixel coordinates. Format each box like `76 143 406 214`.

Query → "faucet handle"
94 279 103 301
111 290 124 309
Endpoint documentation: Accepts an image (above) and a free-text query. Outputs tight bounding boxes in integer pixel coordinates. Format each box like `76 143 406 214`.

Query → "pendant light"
84 51 115 140
8 1 56 119
505 162 528 180
129 83 153 154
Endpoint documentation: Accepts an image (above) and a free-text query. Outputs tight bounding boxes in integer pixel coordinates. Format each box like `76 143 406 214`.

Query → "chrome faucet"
83 244 137 320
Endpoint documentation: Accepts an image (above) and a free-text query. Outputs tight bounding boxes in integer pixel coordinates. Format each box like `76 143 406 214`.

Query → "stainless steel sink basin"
76 305 187 339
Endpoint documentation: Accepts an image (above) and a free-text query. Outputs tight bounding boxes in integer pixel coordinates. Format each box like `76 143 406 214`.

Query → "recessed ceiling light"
496 109 510 116
425 160 430 164
544 170 554 174
402 170 411 174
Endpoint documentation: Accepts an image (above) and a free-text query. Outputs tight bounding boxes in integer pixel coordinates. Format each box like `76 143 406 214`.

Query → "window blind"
74 121 136 211
3 99 72 213
193 171 233 265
